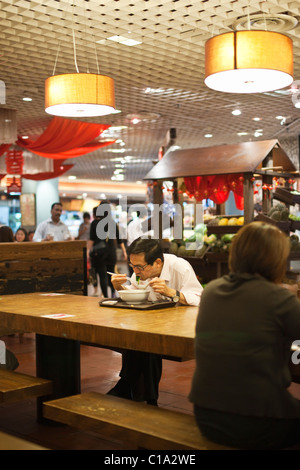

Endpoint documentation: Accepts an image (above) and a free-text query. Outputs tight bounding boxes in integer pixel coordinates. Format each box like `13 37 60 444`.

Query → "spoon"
107 271 131 281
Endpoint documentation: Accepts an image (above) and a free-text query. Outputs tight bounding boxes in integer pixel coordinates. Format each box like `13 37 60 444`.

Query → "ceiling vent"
231 13 298 32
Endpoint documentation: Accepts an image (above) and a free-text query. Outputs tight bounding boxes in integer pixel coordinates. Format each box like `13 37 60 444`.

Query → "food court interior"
2 0 300 451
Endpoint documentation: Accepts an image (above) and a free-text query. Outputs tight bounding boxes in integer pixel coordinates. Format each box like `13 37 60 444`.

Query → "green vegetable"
136 276 140 284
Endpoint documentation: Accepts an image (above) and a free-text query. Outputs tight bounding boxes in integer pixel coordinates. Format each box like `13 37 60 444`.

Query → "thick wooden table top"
0 293 198 358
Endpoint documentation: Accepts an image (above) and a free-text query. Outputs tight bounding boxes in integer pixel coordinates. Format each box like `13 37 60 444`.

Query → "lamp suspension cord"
72 27 79 73
52 42 60 76
71 0 79 73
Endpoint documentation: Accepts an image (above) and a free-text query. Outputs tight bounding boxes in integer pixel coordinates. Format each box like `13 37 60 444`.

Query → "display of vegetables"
169 222 237 257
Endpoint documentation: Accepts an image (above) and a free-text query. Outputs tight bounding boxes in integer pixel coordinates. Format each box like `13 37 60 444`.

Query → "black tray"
99 298 176 310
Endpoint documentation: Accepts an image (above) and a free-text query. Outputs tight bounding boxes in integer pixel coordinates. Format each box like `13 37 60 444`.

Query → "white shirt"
130 253 203 306
33 218 71 242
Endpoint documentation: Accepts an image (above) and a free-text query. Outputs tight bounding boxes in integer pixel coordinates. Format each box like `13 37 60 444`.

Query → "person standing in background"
76 212 91 240
33 202 71 242
88 202 127 298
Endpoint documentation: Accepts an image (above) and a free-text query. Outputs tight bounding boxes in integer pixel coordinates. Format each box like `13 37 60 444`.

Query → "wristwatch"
172 290 180 303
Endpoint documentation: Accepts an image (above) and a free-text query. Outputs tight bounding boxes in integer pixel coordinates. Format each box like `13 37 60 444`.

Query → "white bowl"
117 289 150 304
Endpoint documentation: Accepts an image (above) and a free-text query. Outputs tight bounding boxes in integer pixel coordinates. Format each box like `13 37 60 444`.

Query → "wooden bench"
0 369 53 404
0 431 49 450
43 392 234 450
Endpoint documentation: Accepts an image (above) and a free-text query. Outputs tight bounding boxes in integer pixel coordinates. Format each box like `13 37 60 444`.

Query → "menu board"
20 193 36 227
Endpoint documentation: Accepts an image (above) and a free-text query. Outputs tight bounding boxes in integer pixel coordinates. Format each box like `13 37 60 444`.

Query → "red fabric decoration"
184 174 244 210
16 117 115 160
22 159 74 181
0 144 11 157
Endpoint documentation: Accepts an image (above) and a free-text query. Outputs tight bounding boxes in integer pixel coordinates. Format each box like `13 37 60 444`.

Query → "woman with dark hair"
15 227 29 242
0 226 14 242
189 221 300 450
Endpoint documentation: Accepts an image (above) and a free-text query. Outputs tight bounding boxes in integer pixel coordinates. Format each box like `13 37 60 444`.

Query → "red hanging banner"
5 150 24 175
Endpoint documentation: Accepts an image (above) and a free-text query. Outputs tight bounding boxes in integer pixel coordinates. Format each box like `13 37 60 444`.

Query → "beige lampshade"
45 73 116 117
205 31 293 93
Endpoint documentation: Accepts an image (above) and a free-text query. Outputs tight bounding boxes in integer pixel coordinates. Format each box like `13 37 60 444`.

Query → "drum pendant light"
205 30 293 93
44 2 116 117
45 73 115 117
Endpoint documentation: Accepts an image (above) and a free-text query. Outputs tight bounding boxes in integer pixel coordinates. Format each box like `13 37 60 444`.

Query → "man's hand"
148 277 174 298
111 273 128 291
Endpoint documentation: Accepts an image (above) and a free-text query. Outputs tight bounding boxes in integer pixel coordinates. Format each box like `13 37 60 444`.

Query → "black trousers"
119 350 162 402
93 261 116 297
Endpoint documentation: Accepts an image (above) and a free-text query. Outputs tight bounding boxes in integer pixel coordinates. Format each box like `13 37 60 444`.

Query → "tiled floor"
0 333 195 450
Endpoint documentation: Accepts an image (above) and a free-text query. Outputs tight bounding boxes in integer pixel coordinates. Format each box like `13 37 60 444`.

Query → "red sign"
5 150 23 175
6 176 22 194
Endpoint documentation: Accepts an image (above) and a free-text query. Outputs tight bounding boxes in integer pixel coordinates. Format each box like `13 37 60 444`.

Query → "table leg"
36 334 81 422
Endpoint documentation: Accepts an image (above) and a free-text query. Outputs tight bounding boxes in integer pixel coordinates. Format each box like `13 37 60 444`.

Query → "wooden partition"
0 240 87 296
0 240 87 337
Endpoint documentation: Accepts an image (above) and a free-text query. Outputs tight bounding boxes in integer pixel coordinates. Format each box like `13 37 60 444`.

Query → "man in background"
33 202 71 242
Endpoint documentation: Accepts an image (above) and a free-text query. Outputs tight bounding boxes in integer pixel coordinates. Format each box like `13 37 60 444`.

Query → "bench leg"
36 334 81 422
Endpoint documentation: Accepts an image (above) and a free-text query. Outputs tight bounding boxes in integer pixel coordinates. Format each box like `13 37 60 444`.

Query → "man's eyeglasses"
128 263 149 271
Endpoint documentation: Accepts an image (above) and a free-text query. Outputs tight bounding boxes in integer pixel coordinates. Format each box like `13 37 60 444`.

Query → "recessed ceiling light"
106 149 126 153
204 133 213 138
237 132 248 136
252 117 261 121
107 35 142 46
22 97 32 101
276 115 284 120
68 175 77 180
232 109 241 115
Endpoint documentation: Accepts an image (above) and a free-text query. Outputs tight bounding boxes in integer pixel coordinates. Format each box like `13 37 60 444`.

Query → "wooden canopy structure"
144 139 296 180
144 139 298 224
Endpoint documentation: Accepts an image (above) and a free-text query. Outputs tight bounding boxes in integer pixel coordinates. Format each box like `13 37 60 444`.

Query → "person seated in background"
15 227 29 242
110 236 203 405
189 221 300 450
0 226 14 242
33 202 71 242
0 340 19 371
28 230 35 241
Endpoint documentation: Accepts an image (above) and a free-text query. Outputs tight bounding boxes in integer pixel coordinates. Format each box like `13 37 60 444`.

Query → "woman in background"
189 221 300 449
15 227 29 242
0 226 14 242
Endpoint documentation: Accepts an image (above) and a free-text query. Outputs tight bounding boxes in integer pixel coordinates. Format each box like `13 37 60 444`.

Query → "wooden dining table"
0 292 198 416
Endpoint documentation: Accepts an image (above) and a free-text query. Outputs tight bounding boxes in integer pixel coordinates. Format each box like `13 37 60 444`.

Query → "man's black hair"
128 237 164 265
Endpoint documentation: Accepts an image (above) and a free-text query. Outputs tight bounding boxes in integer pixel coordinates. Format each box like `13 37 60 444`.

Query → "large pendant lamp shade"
205 30 293 93
45 73 115 117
